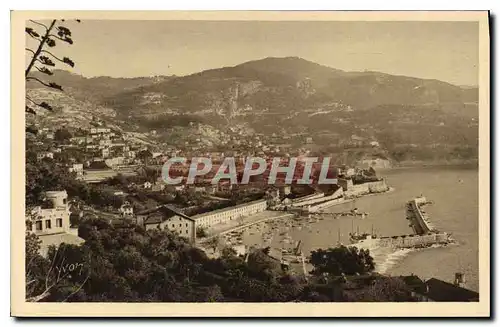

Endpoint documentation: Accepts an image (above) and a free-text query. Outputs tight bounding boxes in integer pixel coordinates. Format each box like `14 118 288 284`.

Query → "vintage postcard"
11 11 490 317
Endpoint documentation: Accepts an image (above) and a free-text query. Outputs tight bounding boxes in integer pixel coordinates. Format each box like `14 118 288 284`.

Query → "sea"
321 166 479 291
238 166 479 292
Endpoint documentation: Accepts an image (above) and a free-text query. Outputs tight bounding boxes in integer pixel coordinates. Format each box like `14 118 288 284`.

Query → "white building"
68 163 84 177
90 127 111 135
99 139 112 147
37 152 53 161
105 156 125 168
70 136 87 145
194 199 267 229
26 190 84 257
102 148 110 158
119 202 134 217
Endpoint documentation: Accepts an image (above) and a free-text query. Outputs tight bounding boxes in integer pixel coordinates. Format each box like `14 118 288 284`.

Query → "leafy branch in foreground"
25 19 80 117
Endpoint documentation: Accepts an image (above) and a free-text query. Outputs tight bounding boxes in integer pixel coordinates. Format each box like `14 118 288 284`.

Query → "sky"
26 20 479 86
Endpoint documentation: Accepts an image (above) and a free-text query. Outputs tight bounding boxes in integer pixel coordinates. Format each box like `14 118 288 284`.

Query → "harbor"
204 167 476 290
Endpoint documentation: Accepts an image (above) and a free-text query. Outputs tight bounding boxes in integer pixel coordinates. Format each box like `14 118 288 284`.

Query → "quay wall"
375 232 450 248
344 180 389 198
408 199 432 235
292 188 344 207
309 196 347 210
292 192 325 205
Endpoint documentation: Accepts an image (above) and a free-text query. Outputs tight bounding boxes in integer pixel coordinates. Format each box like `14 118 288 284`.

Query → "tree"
247 248 283 282
196 226 207 238
25 19 80 116
54 128 72 143
205 236 222 253
220 246 238 258
137 150 153 164
343 276 416 302
25 239 91 302
309 246 375 277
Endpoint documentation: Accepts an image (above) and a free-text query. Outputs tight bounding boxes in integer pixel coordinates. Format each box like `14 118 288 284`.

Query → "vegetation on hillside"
26 219 416 302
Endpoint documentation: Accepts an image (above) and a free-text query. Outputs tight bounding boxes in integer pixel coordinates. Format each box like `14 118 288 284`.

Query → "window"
45 220 51 229
185 223 188 227
35 221 42 231
56 218 63 228
185 230 188 234
179 224 182 227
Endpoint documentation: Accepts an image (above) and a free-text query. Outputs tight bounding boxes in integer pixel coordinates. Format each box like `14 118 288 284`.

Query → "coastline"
387 160 478 170
346 186 396 200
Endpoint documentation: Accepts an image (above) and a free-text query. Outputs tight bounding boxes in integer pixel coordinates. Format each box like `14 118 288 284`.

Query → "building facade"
27 191 70 235
68 163 84 177
194 199 267 229
136 206 196 244
119 202 134 217
26 190 84 256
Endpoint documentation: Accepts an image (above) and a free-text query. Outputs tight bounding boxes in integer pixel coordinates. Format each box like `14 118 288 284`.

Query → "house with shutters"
135 205 196 244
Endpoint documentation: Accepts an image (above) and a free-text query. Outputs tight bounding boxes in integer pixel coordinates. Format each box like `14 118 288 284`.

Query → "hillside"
26 69 173 103
26 88 119 130
26 57 479 163
102 57 477 117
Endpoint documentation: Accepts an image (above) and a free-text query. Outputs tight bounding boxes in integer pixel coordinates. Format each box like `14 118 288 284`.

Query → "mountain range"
27 56 478 162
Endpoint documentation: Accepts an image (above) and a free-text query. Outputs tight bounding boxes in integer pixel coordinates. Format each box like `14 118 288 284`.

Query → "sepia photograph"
11 10 490 317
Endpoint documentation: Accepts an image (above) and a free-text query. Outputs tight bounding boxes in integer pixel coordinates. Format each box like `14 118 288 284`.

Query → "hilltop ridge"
26 57 478 164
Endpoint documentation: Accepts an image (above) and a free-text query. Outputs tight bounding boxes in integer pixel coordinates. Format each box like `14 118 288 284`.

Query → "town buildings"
119 201 134 217
36 151 53 161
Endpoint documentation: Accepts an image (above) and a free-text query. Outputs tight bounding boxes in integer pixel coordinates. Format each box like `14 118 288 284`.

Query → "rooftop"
402 275 479 302
425 278 479 302
137 204 195 223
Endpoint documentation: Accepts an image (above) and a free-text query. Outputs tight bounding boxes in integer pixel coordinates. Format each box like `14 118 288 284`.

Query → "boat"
349 224 377 243
349 232 373 243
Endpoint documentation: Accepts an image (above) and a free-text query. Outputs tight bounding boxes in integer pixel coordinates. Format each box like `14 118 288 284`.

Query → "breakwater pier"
354 196 453 249
406 196 436 234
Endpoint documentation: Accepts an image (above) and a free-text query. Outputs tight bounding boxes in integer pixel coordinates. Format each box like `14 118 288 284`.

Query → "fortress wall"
345 180 389 198
368 180 390 193
293 192 325 205
345 184 369 198
293 189 343 207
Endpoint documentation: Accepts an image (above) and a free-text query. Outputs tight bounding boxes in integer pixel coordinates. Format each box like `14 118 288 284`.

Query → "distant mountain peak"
236 56 343 72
